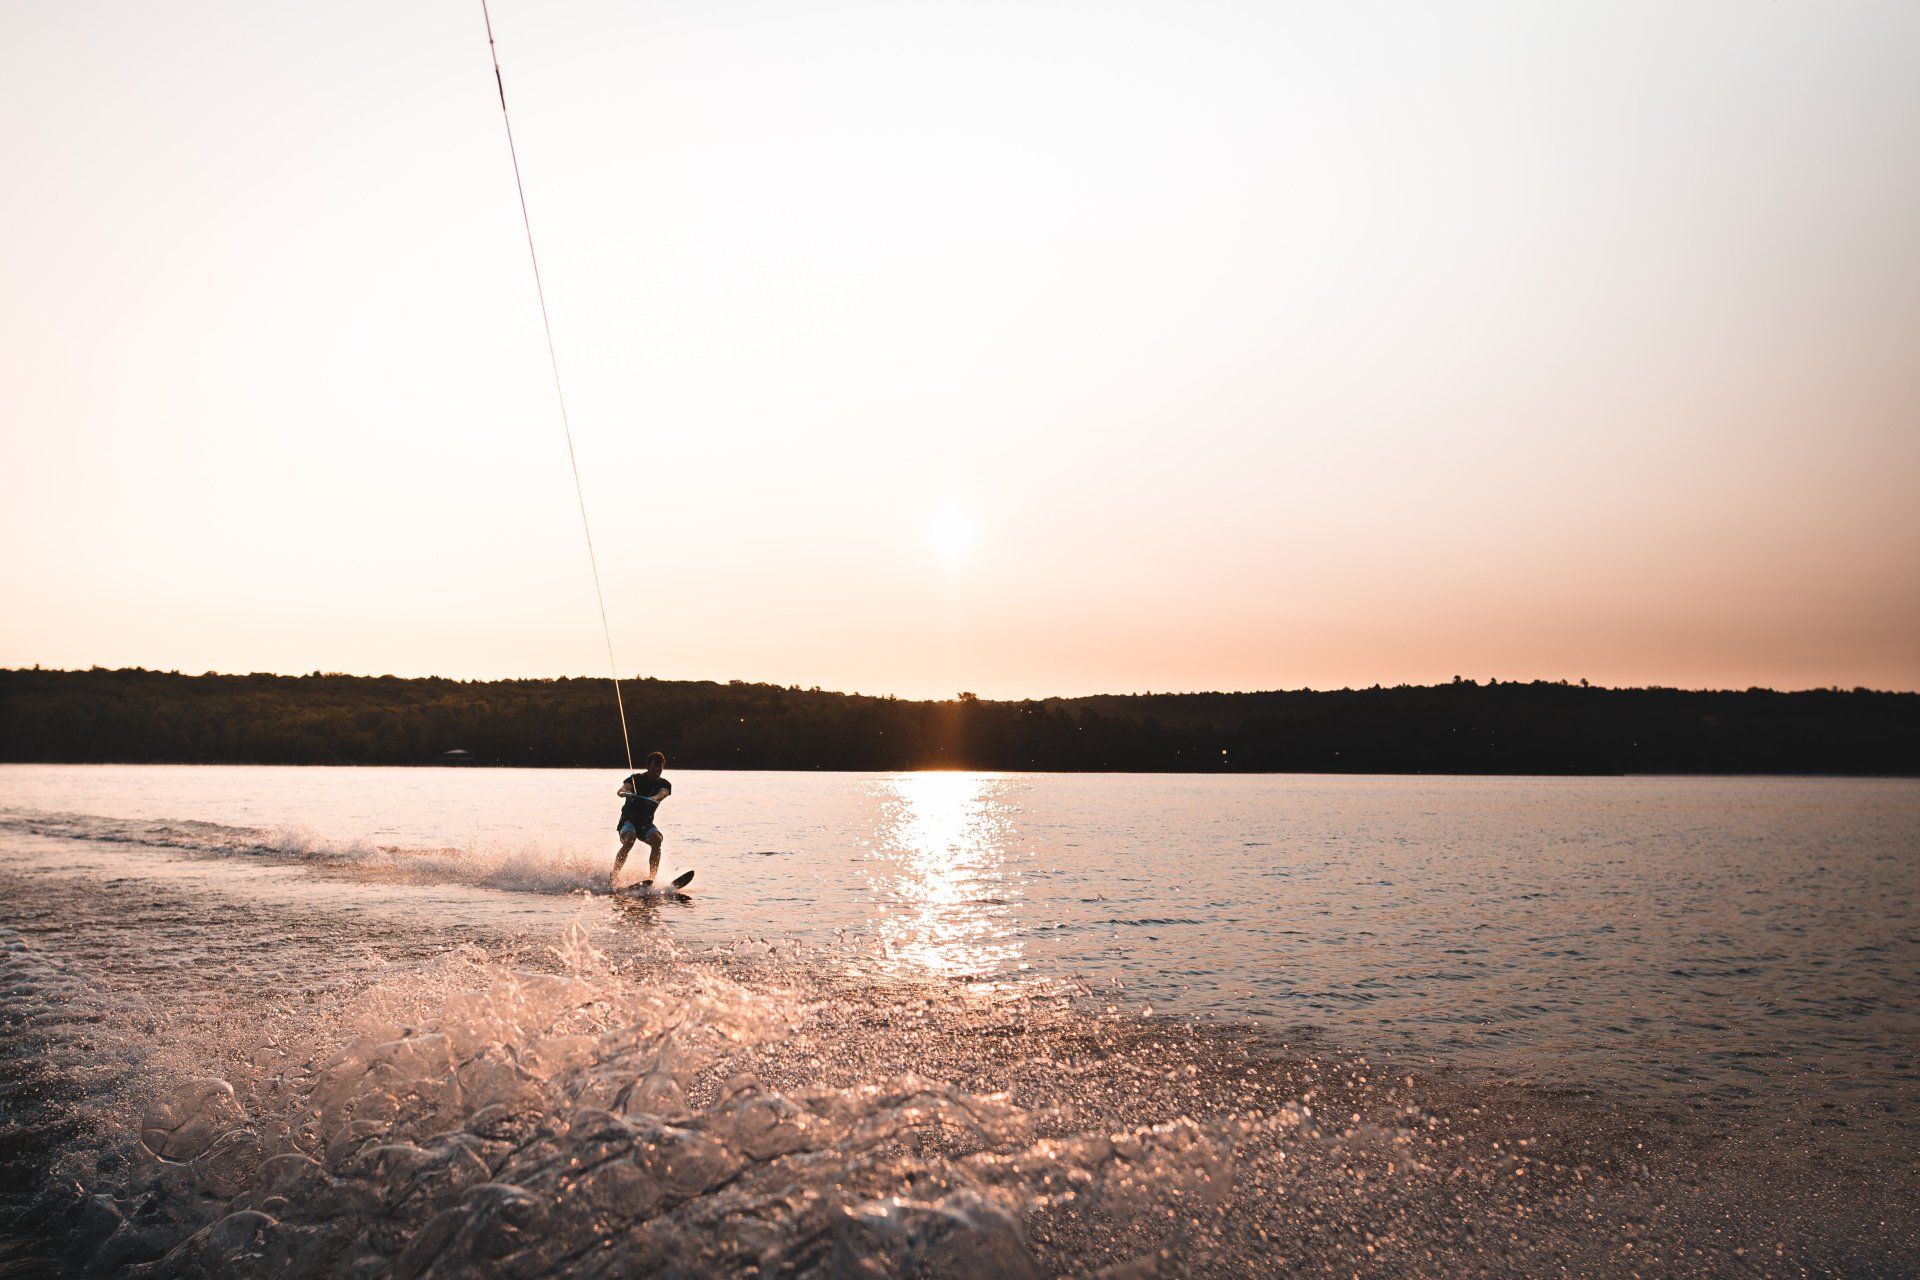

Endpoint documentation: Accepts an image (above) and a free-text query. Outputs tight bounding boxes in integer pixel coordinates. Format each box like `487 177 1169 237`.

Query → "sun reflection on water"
867 772 1023 981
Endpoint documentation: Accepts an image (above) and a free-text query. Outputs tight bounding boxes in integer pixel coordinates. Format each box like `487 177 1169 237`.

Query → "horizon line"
8 665 1916 701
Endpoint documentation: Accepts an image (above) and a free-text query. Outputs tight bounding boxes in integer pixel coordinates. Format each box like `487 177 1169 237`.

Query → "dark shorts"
619 822 661 842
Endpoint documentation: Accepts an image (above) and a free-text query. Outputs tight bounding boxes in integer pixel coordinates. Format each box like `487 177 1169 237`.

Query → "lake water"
2 764 1916 1275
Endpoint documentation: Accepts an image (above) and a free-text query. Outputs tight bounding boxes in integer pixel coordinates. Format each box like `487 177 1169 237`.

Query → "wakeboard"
616 869 695 901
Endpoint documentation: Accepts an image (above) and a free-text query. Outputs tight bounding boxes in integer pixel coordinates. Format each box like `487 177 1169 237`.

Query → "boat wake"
0 808 603 897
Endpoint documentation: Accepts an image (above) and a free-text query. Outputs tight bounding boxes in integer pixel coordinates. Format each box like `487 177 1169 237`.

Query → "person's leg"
644 828 664 883
612 833 637 890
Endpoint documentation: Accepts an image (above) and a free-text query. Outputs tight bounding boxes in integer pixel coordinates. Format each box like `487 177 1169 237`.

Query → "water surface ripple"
0 765 1915 1275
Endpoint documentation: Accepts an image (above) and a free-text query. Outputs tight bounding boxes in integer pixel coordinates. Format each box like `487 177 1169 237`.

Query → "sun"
928 504 975 563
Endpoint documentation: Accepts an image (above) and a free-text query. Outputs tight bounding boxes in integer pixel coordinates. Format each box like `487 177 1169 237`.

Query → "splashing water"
5 922 1242 1278
0 810 606 897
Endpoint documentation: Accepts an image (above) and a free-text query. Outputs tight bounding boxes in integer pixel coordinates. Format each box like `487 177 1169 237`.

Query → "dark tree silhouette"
1 668 1914 774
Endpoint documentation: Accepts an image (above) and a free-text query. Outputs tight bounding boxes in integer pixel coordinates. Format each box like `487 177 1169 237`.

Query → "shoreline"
10 760 1920 779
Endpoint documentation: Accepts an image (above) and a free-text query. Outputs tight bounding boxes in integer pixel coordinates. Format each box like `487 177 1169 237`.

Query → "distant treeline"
1 667 1915 775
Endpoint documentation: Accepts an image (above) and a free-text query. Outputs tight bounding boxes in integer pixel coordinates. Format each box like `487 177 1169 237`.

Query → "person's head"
646 751 665 774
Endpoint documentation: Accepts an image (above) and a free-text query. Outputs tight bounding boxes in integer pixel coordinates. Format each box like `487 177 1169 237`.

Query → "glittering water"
5 766 1914 1116
2 764 1916 1276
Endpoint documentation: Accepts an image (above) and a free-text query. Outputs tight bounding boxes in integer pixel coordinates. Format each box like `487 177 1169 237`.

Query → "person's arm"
617 778 636 797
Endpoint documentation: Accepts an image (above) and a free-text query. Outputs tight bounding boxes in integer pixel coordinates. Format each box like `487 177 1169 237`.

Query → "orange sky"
2 1 1917 698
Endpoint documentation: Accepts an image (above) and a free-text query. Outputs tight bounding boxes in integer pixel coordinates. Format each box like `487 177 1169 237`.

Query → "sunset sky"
3 0 1916 699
